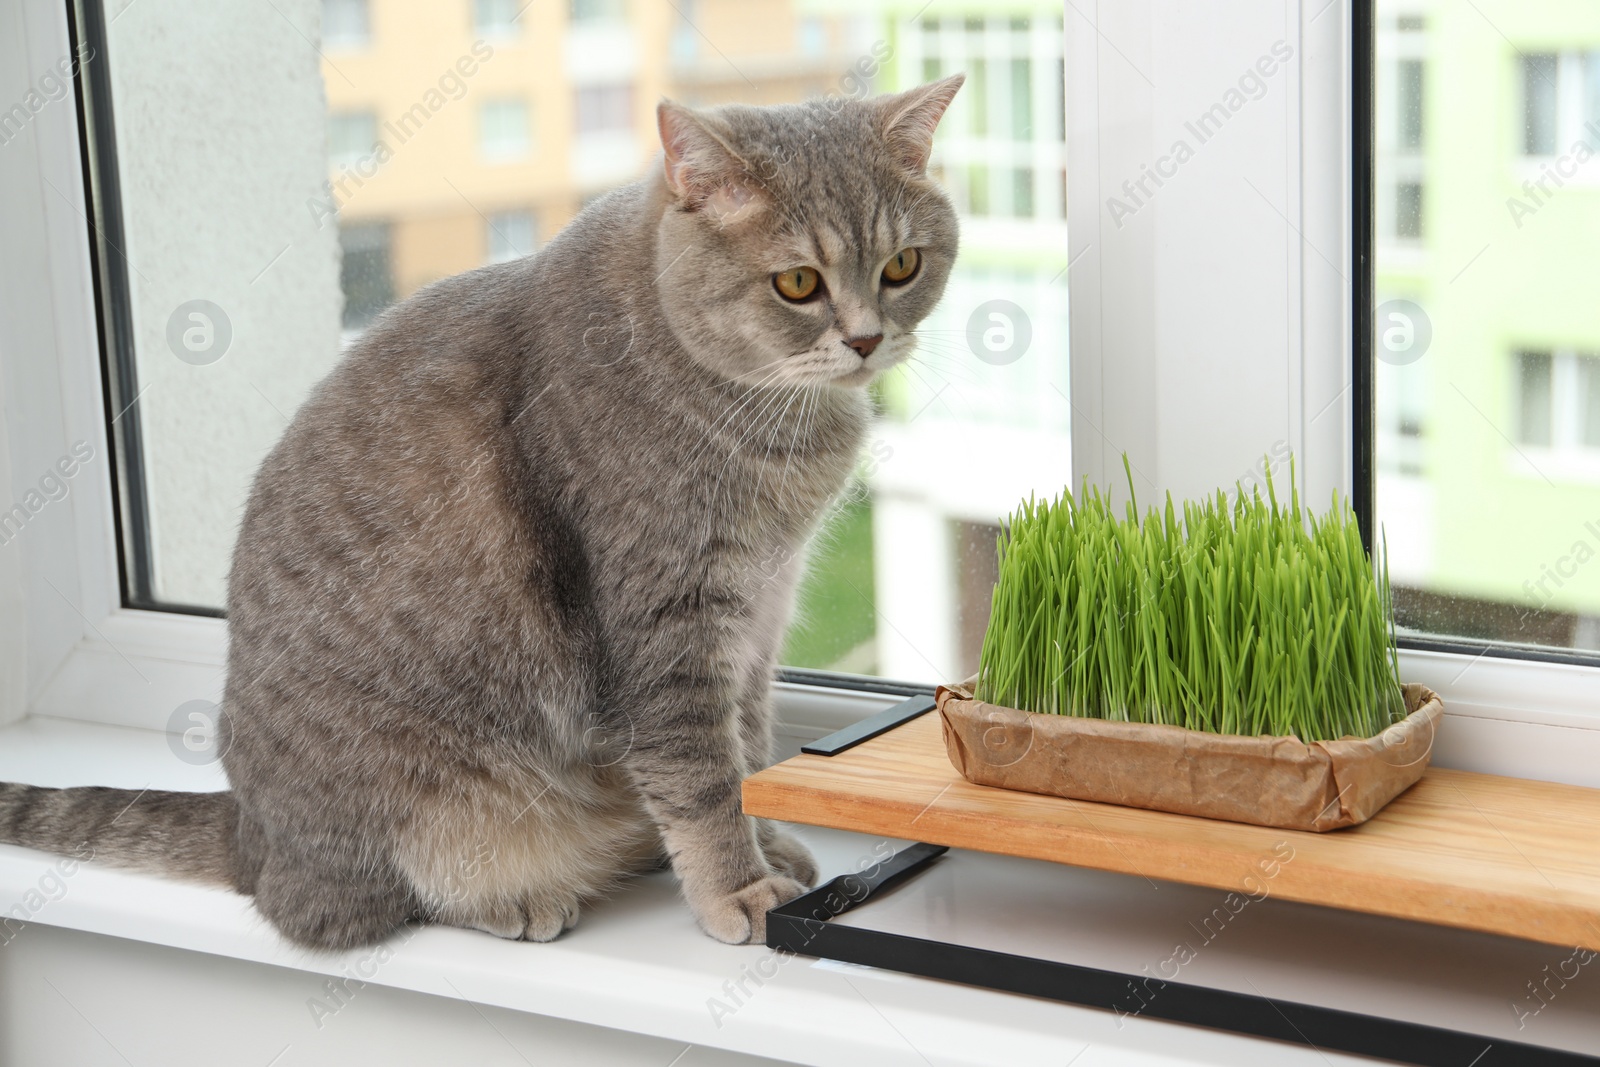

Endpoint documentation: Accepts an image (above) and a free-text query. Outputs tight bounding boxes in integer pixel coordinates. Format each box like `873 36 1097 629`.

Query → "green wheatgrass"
974 457 1407 742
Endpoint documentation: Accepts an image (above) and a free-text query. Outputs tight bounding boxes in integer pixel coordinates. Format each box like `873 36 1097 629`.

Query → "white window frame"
4 0 1600 786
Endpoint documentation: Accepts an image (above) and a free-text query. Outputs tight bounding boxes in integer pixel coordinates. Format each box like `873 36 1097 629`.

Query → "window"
1511 350 1600 453
1394 180 1423 238
1377 16 1425 243
1514 350 1555 447
574 84 631 135
11 0 1600 805
1397 58 1423 150
78 0 1069 688
474 0 522 37
1518 50 1600 161
322 0 370 49
1523 54 1559 155
1588 52 1600 127
913 15 1067 222
486 210 537 263
570 0 625 23
479 98 531 161
339 222 394 331
1373 2 1600 655
797 18 826 58
328 110 379 169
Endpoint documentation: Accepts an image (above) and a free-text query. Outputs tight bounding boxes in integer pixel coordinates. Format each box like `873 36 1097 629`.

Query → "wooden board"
744 712 1600 952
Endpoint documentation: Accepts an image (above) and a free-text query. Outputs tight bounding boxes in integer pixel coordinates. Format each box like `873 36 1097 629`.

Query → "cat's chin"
826 366 881 389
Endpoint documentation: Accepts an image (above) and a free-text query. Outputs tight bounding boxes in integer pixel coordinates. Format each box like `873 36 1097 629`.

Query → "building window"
486 210 537 263
1515 350 1555 447
575 84 632 135
338 222 394 330
1515 50 1600 160
479 99 532 161
327 111 379 169
1394 180 1423 239
1397 58 1424 149
1586 52 1600 127
1583 356 1600 448
474 0 521 37
1377 17 1425 244
570 0 625 23
1522 54 1560 155
322 0 370 49
1513 350 1600 452
913 15 1065 222
1374 4 1600 654
797 18 827 58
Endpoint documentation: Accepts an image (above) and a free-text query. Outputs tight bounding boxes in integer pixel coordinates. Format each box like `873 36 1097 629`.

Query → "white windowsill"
0 714 1353 1067
5 706 1599 1063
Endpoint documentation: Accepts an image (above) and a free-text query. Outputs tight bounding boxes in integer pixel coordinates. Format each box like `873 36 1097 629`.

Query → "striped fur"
0 784 238 886
0 78 963 949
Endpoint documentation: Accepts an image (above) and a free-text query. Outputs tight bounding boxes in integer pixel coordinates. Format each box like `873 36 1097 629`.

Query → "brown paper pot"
937 681 1443 832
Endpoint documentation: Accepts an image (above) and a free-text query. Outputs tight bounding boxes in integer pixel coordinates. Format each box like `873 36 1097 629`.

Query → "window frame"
3 0 1599 785
1355 11 1600 674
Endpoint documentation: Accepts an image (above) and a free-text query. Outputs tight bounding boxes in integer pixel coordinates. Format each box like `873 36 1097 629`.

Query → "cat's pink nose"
846 334 883 358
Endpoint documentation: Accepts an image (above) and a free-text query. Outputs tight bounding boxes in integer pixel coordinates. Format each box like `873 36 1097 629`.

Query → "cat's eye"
773 267 821 302
881 248 921 285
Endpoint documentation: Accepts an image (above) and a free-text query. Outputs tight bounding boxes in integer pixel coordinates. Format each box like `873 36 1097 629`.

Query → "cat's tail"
0 783 241 888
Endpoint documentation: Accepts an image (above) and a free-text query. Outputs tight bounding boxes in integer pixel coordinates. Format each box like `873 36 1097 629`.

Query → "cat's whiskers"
903 353 981 391
712 372 802 457
703 353 794 393
697 380 799 541
749 384 807 500
680 363 791 470
795 388 825 492
904 335 986 385
777 385 818 491
704 374 799 487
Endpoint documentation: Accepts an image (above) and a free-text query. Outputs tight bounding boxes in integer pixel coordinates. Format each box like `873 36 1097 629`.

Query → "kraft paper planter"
937 681 1443 832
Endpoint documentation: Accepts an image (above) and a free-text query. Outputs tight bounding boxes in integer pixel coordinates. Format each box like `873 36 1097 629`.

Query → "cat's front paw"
760 829 818 887
690 874 806 944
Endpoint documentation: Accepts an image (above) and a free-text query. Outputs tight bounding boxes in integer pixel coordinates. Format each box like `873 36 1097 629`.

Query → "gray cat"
0 75 963 947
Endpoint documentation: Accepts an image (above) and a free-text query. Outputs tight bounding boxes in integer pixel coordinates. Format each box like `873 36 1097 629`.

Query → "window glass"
1394 180 1423 239
478 98 532 161
328 111 379 168
571 0 626 22
1397 58 1423 150
323 0 371 49
474 0 521 37
1581 356 1600 449
338 222 394 331
1375 5 1600 653
486 209 537 262
1514 351 1553 447
574 84 632 135
1521 53 1558 155
98 0 1069 685
1587 52 1600 126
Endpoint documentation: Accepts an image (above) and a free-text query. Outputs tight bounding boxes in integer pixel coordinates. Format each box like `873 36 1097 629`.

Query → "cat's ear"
657 101 760 220
877 74 965 174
